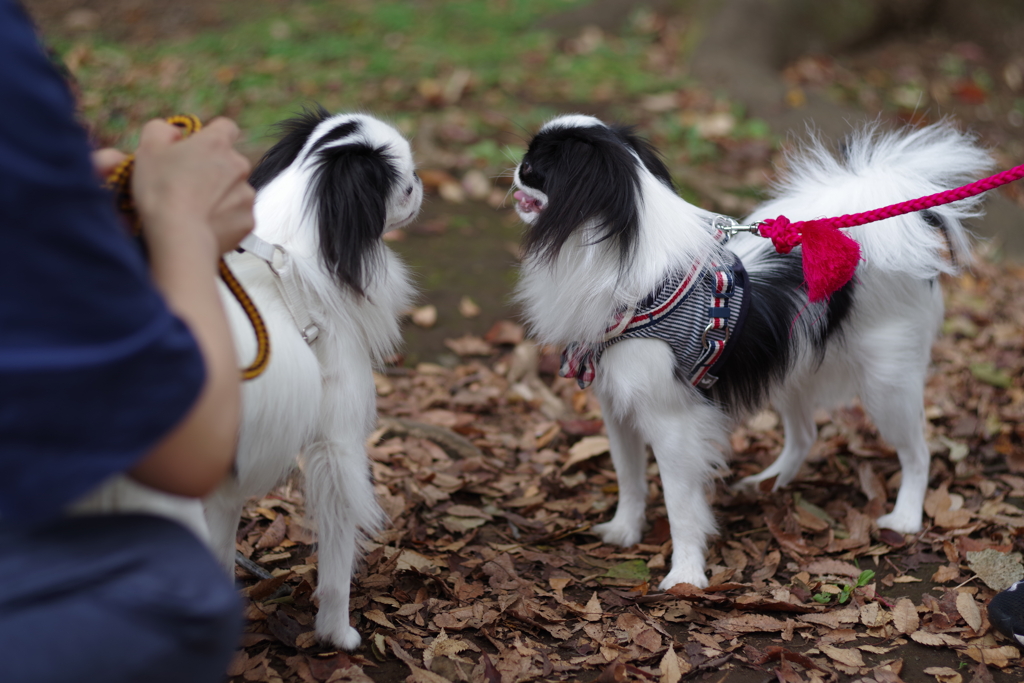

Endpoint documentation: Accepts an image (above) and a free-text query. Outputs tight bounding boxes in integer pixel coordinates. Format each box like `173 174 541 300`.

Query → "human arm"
124 118 255 498
1 0 258 521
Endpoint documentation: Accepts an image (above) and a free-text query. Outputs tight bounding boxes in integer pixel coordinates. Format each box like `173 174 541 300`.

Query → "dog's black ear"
249 104 331 191
614 125 674 189
311 143 397 296
525 128 643 264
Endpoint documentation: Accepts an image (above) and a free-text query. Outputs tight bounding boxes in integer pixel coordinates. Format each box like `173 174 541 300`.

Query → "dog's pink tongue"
514 191 540 213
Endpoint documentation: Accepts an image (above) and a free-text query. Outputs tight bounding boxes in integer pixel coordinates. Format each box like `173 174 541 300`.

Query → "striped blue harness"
560 223 750 391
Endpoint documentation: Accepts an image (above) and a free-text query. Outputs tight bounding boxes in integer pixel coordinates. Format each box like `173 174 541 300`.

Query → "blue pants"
0 514 240 683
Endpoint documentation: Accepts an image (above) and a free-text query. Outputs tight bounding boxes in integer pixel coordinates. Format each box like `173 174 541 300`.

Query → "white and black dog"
206 108 418 648
511 115 990 590
75 108 419 648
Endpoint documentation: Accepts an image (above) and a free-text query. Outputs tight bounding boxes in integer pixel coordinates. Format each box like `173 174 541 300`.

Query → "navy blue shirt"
0 1 206 524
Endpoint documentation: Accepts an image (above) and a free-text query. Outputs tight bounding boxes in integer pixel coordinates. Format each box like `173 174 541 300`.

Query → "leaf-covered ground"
226 254 1024 683
20 2 1024 681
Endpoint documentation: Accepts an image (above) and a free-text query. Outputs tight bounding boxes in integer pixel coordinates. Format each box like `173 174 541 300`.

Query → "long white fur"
514 116 991 590
73 113 418 649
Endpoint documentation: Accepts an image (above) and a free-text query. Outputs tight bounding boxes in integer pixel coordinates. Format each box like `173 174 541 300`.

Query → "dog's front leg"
644 402 726 591
592 410 649 547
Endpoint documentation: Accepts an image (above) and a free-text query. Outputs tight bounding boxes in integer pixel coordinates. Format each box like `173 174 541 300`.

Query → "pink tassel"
759 217 862 302
798 220 861 302
751 163 1024 301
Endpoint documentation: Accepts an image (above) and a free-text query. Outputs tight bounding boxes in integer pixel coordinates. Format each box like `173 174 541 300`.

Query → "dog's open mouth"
514 190 544 214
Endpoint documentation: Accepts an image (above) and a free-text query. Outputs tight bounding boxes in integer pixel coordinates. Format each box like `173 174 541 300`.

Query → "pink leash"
737 164 1024 302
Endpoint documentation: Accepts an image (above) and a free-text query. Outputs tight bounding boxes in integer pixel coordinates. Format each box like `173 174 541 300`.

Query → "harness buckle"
302 325 320 343
720 223 762 237
698 318 731 351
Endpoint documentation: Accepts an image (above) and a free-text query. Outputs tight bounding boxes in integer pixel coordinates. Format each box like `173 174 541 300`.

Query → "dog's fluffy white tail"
748 122 993 278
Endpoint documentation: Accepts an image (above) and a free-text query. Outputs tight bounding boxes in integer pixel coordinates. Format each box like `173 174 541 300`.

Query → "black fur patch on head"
249 104 332 191
311 138 398 296
613 125 673 188
518 122 672 265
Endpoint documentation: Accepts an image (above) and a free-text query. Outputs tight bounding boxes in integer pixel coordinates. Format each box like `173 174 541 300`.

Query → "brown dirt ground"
18 2 1024 682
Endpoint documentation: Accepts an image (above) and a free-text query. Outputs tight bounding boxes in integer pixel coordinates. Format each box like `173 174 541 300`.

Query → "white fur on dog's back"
745 122 992 278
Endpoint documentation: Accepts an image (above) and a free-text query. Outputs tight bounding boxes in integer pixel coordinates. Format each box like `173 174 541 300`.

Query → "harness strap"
705 257 750 384
560 217 748 390
689 259 735 388
237 234 321 345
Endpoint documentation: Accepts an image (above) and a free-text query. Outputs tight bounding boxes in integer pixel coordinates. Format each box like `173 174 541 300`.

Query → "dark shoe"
988 579 1024 646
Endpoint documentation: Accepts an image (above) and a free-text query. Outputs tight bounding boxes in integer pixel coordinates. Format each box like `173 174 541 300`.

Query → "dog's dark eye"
405 185 414 196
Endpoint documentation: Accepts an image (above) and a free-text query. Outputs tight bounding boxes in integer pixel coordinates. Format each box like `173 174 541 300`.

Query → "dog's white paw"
876 511 922 535
733 467 789 493
733 472 772 492
658 564 709 591
593 519 643 548
316 619 362 651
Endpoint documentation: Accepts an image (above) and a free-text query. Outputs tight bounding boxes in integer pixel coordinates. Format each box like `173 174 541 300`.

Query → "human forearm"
129 222 241 497
125 119 254 497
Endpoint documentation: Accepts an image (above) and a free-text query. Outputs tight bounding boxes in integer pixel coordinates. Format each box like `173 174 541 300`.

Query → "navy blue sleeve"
0 1 207 523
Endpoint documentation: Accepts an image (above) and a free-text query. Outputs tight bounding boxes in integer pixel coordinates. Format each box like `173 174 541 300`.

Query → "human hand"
132 117 255 258
91 148 128 179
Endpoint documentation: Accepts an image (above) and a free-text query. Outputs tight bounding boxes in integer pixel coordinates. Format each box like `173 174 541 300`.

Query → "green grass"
52 0 774 180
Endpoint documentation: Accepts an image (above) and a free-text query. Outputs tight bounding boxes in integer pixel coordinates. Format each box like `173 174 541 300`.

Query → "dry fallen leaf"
255 513 287 549
967 549 1024 591
582 593 603 622
411 305 438 328
964 645 1020 669
911 631 966 648
443 335 492 356
216 249 1024 681
932 564 961 583
957 591 983 633
458 296 481 318
819 643 865 668
923 666 963 683
563 435 610 469
714 613 791 633
483 320 525 346
438 180 466 204
892 597 920 635
363 609 396 629
805 558 862 579
659 648 691 683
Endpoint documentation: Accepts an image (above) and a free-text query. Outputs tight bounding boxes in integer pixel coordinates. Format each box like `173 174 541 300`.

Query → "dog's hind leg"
858 351 931 534
303 436 385 651
735 389 818 492
204 487 246 572
592 411 649 548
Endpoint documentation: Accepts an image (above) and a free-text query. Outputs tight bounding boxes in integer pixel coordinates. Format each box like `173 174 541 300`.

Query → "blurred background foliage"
24 0 1024 362
42 0 774 186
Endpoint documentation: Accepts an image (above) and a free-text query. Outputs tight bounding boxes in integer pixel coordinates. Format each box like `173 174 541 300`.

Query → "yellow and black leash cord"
105 115 271 381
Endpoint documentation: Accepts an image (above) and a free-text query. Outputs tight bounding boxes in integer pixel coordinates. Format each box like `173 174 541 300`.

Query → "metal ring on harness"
104 115 271 381
698 317 730 351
